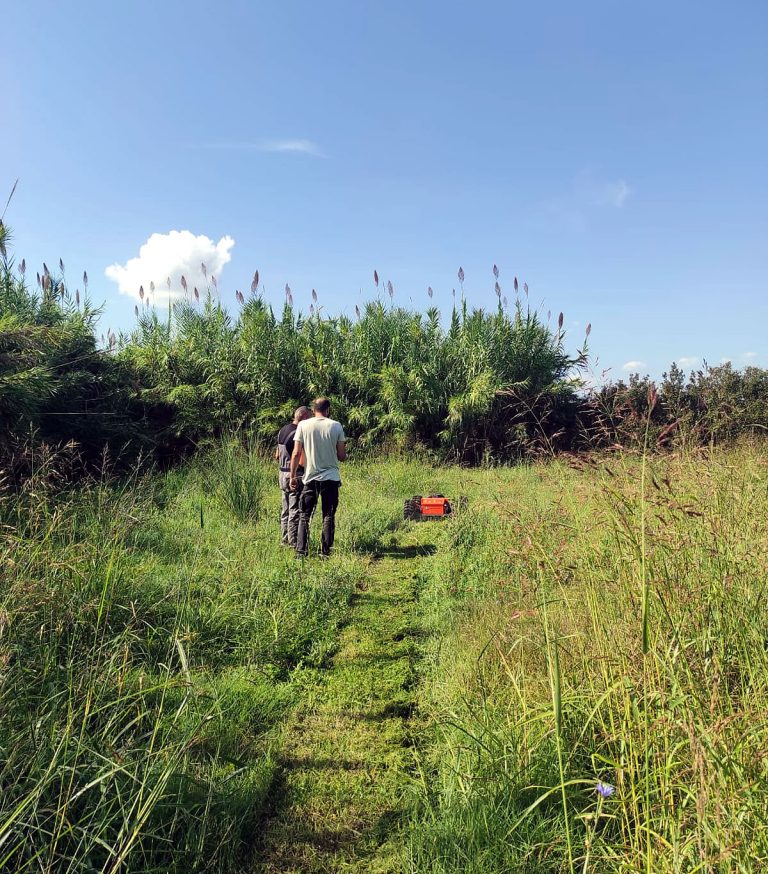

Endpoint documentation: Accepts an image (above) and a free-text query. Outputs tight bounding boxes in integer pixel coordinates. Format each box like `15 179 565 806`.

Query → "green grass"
0 447 361 872
253 526 431 873
2 444 768 872
407 445 768 872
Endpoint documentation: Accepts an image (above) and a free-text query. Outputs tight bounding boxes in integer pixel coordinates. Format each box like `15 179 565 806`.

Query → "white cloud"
720 357 732 364
622 360 647 371
597 179 631 207
575 169 631 208
193 138 324 157
676 356 700 368
260 139 323 156
535 170 631 232
742 351 758 361
105 231 234 302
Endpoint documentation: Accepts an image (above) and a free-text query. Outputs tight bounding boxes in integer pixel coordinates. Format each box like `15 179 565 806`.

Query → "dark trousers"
296 480 340 556
279 472 303 547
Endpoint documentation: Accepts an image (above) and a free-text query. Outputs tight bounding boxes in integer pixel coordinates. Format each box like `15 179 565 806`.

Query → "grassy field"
1 443 767 872
410 445 768 873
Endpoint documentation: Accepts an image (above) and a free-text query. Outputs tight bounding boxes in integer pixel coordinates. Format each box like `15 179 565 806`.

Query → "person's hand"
289 476 298 491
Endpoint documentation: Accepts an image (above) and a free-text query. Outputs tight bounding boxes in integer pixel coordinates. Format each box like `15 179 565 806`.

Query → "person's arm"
289 440 303 488
335 423 347 461
274 446 280 461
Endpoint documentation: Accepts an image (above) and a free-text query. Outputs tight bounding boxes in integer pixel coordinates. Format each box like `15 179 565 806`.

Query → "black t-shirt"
277 423 303 473
278 423 296 455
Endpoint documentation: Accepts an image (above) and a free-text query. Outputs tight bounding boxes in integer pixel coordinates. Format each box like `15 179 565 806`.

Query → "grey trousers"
279 472 303 546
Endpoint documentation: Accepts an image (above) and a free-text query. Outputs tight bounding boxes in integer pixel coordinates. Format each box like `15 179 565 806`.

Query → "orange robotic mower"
403 494 467 521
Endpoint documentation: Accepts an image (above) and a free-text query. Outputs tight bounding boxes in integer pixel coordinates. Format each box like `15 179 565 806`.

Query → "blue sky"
4 0 767 380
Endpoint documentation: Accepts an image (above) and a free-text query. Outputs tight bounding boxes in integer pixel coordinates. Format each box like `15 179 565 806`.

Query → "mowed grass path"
253 525 434 873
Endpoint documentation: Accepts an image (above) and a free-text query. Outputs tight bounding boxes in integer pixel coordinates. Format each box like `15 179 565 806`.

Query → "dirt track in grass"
251 526 435 873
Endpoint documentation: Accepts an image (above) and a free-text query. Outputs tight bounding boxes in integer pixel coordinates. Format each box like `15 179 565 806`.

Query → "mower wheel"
403 496 422 521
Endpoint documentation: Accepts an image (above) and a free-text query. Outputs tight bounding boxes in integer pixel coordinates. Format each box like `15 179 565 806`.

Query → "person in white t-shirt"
290 397 347 557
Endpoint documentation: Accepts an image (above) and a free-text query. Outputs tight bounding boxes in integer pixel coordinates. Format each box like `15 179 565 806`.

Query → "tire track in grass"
251 525 435 873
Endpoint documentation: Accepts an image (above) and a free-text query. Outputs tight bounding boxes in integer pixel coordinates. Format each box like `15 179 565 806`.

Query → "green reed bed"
0 443 361 873
409 446 768 873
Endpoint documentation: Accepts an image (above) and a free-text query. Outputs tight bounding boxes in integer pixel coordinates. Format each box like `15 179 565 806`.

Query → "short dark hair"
313 397 331 415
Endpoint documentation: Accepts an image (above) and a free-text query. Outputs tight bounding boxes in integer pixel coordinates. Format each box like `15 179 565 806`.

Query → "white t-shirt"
294 417 346 483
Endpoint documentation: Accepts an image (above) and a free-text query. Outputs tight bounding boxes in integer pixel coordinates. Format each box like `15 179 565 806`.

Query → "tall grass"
0 444 360 872
3 437 768 871
408 445 768 872
203 437 269 522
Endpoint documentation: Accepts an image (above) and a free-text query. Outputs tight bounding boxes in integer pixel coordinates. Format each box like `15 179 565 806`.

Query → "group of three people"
276 397 347 558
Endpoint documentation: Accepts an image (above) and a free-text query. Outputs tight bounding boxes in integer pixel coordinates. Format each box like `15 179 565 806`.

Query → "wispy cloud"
534 169 631 232
597 179 630 207
193 138 324 157
575 170 631 208
676 356 700 368
721 353 759 366
622 360 647 372
261 138 323 156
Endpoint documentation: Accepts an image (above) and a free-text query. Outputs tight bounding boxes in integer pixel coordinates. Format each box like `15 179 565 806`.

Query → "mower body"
403 494 466 521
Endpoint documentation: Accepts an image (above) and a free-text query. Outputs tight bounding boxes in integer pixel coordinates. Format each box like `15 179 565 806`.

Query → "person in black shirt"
275 406 311 546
